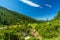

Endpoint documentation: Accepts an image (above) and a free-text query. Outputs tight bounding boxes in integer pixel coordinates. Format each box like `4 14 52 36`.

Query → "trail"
0 25 42 40
30 29 42 40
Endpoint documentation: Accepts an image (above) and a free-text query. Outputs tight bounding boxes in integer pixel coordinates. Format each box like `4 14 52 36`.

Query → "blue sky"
0 0 60 20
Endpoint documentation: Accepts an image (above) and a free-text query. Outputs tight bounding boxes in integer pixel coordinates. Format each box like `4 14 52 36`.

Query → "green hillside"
35 11 60 39
0 6 40 25
54 11 60 20
0 6 60 40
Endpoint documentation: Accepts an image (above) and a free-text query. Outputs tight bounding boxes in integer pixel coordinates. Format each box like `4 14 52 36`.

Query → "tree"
4 32 9 40
10 33 19 40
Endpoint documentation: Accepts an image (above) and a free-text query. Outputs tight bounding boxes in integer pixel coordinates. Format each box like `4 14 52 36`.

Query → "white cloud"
45 4 52 8
20 0 41 8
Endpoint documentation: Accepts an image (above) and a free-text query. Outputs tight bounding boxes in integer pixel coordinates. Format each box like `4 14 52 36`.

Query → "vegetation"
0 6 40 25
0 6 60 40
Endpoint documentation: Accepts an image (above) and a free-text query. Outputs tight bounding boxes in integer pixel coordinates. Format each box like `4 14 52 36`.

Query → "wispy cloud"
20 0 41 8
45 4 52 8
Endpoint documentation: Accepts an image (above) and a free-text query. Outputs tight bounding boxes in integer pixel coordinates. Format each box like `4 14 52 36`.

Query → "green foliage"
0 6 60 40
54 11 60 20
0 6 40 25
10 33 19 40
35 11 60 38
3 32 21 40
29 36 39 40
35 20 60 38
4 32 9 40
0 24 32 40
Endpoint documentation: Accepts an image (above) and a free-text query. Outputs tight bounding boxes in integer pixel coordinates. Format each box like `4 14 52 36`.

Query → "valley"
0 6 60 40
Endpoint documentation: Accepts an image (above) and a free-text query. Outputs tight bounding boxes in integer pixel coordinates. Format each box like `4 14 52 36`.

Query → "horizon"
0 0 60 20
0 6 57 21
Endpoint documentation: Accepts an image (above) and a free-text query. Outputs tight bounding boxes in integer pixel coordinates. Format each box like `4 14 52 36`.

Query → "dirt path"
30 29 42 40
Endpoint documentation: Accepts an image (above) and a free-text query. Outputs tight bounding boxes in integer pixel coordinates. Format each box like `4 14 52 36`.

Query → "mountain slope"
54 11 60 20
0 6 40 25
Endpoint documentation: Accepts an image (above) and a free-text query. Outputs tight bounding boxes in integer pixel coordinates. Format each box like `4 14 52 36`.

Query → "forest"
0 6 60 40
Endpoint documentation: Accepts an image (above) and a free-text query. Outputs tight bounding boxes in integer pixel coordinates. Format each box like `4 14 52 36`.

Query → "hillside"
0 6 40 25
54 11 60 20
35 11 60 39
0 6 60 40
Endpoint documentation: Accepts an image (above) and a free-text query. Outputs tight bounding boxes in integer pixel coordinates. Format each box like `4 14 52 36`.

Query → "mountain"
0 6 40 25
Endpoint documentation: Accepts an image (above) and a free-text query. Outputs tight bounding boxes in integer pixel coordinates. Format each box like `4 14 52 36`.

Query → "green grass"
43 36 60 40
